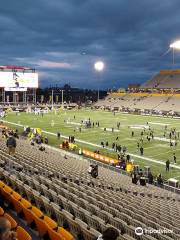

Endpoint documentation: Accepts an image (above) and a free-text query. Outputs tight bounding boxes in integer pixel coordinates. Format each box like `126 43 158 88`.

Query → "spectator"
30 138 35 146
148 172 154 184
122 146 126 153
132 172 138 184
91 165 98 178
97 227 119 240
173 153 176 164
140 146 144 156
57 132 60 140
36 135 42 144
166 159 170 172
157 174 163 187
6 133 16 156
44 137 48 144
39 145 45 151
0 217 16 240
88 164 93 174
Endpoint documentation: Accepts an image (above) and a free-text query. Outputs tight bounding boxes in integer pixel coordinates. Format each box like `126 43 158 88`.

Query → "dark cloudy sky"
1 0 180 89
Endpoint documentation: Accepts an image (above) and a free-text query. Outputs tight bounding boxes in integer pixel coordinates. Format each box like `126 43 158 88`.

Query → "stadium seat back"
22 207 34 225
0 207 4 216
44 215 58 230
33 214 48 237
1 185 13 201
31 206 44 218
21 198 32 209
4 213 18 230
48 227 64 240
4 185 13 193
16 226 32 240
12 191 22 201
11 197 22 214
0 180 5 188
58 227 74 240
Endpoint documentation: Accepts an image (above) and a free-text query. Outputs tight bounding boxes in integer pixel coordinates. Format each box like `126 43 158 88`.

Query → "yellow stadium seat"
3 185 13 194
48 227 64 240
33 215 57 237
58 227 74 240
1 187 13 203
12 191 22 201
4 213 18 230
44 216 58 230
21 198 32 209
11 191 23 214
31 206 44 218
0 180 5 188
11 197 23 214
16 226 32 240
0 207 4 216
23 206 44 230
22 207 35 225
33 214 47 237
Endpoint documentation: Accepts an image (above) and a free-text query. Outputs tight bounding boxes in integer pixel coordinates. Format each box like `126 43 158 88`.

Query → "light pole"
94 61 104 101
51 89 54 110
60 90 64 109
170 40 180 66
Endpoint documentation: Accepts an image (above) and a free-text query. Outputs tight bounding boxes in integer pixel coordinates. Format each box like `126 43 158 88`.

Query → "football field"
3 109 180 181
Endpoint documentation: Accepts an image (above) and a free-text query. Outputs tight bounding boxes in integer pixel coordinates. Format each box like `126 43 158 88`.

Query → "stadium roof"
0 65 34 70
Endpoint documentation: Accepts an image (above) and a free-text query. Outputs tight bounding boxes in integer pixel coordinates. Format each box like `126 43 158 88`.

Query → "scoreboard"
0 72 38 89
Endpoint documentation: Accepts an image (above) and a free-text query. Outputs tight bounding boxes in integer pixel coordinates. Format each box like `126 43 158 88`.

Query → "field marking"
66 121 82 126
130 125 149 129
154 137 175 143
149 122 170 126
3 120 180 170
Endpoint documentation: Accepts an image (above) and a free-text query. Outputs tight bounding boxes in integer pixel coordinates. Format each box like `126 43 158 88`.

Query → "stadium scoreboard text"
0 72 38 89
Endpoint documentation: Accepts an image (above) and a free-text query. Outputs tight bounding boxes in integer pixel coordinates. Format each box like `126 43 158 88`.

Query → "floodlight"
94 61 104 71
170 40 180 49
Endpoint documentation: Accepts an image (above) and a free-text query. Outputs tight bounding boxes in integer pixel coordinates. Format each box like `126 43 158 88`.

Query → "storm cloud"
0 0 180 89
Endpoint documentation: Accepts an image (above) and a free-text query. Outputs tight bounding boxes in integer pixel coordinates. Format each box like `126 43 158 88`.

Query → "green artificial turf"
3 109 180 181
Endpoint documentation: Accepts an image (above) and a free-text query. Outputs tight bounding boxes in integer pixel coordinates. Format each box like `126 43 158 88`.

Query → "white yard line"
130 125 149 129
154 136 175 143
148 122 170 126
3 120 180 170
66 122 83 126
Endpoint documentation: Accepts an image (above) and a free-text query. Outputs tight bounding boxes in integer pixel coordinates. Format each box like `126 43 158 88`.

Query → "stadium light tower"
51 89 54 110
94 61 104 101
170 40 180 65
59 89 64 109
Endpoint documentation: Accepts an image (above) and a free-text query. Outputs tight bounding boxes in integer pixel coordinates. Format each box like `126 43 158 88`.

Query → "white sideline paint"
66 121 82 126
130 125 149 129
149 122 170 126
154 137 175 143
2 120 180 170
